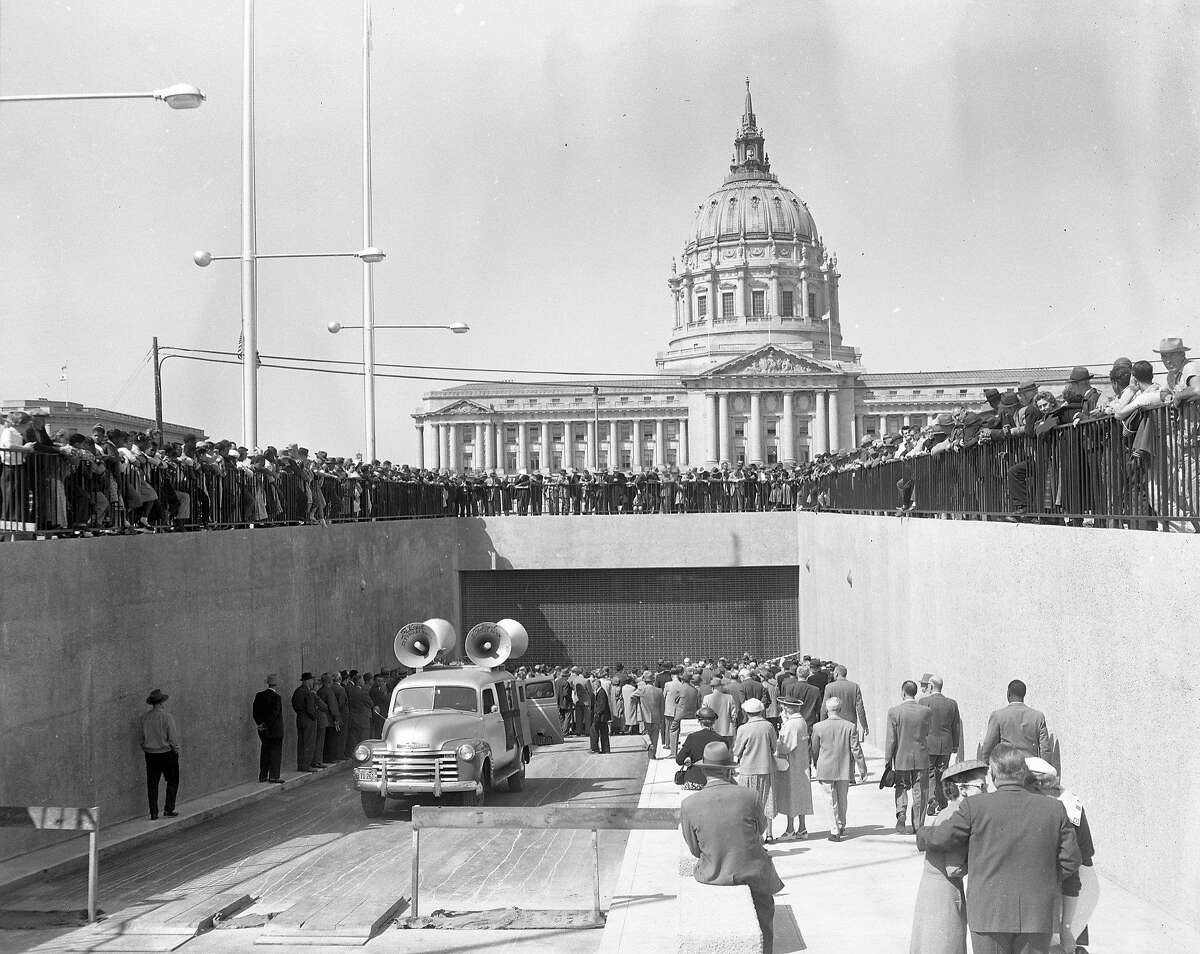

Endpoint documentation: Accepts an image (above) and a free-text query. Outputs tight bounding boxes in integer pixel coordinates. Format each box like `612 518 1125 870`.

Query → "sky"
3 0 1199 460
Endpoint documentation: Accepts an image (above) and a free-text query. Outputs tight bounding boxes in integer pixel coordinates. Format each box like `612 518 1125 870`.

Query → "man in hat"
680 741 785 954
633 672 666 758
980 679 1051 762
822 664 869 738
885 680 932 833
810 695 868 841
918 744 1080 954
1155 337 1200 403
291 673 321 772
664 666 700 758
138 689 181 820
701 676 739 749
253 674 285 783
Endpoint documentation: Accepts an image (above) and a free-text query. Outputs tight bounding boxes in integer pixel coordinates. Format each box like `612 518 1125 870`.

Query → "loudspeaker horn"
394 618 458 669
464 618 528 669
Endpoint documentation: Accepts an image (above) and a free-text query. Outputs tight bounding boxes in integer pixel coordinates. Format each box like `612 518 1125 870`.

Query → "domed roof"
689 180 816 247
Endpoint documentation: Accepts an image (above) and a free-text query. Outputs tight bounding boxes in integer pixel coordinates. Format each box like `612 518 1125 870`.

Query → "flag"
59 364 68 382
237 332 244 360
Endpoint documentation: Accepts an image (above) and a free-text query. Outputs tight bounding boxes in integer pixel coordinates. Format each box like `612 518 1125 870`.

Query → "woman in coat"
908 760 987 954
732 698 778 842
772 698 813 840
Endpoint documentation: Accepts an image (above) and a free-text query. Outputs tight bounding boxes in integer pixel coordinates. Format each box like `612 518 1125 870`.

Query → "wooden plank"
124 889 254 935
0 805 99 830
411 805 679 831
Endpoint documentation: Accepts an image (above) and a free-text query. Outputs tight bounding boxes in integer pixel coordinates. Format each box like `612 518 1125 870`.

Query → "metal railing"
816 402 1200 529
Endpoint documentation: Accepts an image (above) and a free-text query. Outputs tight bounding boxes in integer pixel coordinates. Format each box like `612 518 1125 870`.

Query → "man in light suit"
979 679 1052 762
632 673 666 758
680 742 784 954
701 679 739 749
252 674 285 783
918 744 1081 954
810 696 868 841
920 675 962 814
885 679 932 833
822 664 869 738
664 667 700 758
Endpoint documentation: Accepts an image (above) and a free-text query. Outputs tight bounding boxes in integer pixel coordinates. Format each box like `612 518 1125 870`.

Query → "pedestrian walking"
590 682 611 754
139 688 181 820
369 672 389 738
918 744 1081 954
633 673 666 758
252 674 285 783
773 697 813 840
979 679 1051 762
920 675 962 815
886 680 933 833
810 695 868 841
732 698 778 841
344 675 373 758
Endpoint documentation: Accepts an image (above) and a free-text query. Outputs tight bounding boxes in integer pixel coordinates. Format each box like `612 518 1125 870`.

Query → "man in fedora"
291 672 320 772
680 741 784 954
253 674 285 783
1155 337 1200 403
138 689 181 820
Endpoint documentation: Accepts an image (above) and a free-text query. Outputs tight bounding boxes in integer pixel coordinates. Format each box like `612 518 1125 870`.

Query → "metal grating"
460 567 798 668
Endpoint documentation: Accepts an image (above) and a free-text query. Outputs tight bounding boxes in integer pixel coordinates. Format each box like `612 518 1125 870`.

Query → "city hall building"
414 83 1087 473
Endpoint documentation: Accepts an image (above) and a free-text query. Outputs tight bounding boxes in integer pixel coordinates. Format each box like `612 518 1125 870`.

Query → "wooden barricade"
408 805 680 921
0 805 100 922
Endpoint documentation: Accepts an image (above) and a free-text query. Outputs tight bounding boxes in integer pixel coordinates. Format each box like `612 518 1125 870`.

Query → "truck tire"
360 792 386 818
507 762 526 792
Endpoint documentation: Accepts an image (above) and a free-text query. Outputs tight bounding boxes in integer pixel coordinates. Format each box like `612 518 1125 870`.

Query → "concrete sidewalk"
0 763 349 897
603 741 1200 954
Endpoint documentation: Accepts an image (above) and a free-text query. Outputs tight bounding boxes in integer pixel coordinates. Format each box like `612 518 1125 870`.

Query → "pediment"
703 346 839 378
436 399 493 415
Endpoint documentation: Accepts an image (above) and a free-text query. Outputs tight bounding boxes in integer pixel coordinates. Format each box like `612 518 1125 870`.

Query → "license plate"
354 768 374 781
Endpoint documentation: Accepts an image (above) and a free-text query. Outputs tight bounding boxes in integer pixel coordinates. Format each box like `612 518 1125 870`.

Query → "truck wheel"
481 760 495 794
507 762 526 792
360 792 386 818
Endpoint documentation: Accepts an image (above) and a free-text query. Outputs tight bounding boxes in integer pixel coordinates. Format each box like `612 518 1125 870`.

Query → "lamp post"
328 322 470 460
0 83 206 108
361 0 378 466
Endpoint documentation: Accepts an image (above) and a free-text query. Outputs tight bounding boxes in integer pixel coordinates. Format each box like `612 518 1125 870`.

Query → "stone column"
748 392 763 464
517 422 527 471
654 419 665 468
709 272 718 321
718 392 731 464
800 273 809 317
736 268 746 318
631 420 641 469
707 393 719 465
679 418 689 466
682 277 693 324
587 419 597 468
440 423 452 471
483 421 494 470
781 392 796 465
447 423 459 472
473 423 484 470
813 391 828 455
607 420 618 468
768 271 779 317
903 414 911 428
828 389 841 452
540 421 551 471
415 424 425 469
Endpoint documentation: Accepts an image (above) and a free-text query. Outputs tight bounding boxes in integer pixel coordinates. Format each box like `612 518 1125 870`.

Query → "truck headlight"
456 743 476 761
354 744 372 762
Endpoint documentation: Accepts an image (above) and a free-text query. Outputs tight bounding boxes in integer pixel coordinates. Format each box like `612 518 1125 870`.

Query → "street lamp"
327 320 470 460
327 322 470 335
192 247 385 267
0 83 206 109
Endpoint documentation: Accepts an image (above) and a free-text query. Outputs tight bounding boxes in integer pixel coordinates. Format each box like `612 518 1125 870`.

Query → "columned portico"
828 389 841 453
718 393 731 464
748 392 763 465
813 391 828 455
707 393 720 465
780 392 795 465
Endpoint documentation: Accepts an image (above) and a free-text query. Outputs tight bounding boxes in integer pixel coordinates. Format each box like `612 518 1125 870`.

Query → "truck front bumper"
352 762 477 798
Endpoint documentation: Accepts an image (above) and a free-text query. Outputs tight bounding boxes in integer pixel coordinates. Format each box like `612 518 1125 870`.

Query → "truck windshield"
392 686 478 714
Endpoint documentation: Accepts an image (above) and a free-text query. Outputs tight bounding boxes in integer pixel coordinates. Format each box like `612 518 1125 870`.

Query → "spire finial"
744 76 754 120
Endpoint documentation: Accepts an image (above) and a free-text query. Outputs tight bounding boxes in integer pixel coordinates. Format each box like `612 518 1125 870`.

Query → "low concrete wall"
0 520 457 862
795 511 1200 928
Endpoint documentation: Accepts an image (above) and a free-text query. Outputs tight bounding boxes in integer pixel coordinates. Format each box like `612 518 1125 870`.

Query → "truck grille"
372 748 459 782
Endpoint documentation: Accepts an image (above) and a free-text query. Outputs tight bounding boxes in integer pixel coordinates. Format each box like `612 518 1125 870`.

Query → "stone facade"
414 82 1104 471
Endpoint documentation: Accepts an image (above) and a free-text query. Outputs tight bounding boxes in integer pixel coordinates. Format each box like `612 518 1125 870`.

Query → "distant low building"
0 398 206 446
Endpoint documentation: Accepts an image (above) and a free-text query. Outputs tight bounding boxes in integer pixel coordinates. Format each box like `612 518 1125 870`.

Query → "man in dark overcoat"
918 744 1081 954
885 679 932 832
252 673 285 783
681 741 784 954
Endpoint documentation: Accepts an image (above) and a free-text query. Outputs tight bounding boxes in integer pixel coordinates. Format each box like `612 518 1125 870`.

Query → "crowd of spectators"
5 336 1199 536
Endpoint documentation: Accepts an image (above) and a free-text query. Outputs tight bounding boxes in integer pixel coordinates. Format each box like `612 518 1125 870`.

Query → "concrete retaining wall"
795 511 1200 928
